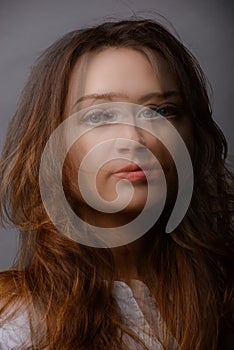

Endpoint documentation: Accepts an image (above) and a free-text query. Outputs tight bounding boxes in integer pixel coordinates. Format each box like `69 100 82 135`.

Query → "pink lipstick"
113 163 161 182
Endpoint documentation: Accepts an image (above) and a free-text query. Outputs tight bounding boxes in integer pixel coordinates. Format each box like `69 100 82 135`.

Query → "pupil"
144 109 153 118
159 109 169 116
91 113 101 122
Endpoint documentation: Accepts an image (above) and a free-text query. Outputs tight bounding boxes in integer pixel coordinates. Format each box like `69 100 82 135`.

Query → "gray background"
0 0 233 270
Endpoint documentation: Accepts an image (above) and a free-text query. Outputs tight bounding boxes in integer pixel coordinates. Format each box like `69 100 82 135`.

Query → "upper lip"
114 162 160 173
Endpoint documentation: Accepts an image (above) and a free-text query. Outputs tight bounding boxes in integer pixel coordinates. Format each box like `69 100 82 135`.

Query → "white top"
0 280 179 349
0 304 32 350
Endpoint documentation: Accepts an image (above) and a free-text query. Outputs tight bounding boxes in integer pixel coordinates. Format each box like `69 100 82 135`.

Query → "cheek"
69 143 85 169
147 121 194 182
69 134 99 169
68 133 113 197
160 117 194 159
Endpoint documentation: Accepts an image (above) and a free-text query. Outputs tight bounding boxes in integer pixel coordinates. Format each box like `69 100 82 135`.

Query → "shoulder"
0 302 32 349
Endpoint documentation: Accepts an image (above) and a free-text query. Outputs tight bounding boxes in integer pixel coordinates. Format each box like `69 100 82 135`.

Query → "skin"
65 47 194 280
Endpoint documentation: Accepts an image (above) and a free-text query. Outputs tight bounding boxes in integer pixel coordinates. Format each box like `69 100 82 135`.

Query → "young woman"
0 18 233 349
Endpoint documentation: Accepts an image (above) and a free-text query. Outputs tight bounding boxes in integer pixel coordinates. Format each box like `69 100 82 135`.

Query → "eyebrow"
74 91 179 106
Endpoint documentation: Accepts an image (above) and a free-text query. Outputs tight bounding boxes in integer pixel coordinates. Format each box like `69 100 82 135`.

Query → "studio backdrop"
0 0 233 270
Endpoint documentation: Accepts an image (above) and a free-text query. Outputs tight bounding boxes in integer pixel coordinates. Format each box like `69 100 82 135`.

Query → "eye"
138 108 158 120
156 105 180 118
81 108 104 125
137 105 181 120
81 107 123 126
137 107 160 120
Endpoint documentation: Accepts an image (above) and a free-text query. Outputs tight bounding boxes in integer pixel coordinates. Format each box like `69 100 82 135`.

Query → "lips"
113 162 161 182
116 163 144 173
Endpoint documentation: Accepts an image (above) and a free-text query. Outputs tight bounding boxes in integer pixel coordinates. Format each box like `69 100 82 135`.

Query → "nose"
114 123 147 154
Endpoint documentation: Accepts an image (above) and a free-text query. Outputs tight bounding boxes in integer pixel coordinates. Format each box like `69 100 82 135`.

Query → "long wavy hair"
0 18 233 350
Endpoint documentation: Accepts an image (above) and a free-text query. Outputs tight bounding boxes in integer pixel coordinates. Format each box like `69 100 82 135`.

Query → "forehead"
66 47 179 113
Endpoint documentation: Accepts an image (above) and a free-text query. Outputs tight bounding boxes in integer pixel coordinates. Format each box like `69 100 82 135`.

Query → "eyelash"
81 104 183 126
143 104 182 119
81 108 120 125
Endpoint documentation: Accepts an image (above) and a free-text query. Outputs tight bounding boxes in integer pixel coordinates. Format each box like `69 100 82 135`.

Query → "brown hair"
0 18 233 349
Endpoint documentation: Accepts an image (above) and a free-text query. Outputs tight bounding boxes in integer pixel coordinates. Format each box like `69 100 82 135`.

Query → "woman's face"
65 47 193 225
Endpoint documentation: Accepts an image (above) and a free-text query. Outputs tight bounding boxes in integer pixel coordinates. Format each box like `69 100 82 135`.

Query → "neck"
111 221 165 283
75 203 169 282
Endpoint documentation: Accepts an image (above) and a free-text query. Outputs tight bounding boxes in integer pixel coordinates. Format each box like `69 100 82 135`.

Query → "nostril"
117 147 131 154
115 138 148 155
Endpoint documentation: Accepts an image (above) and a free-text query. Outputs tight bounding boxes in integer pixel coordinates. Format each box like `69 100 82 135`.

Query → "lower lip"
113 169 161 182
